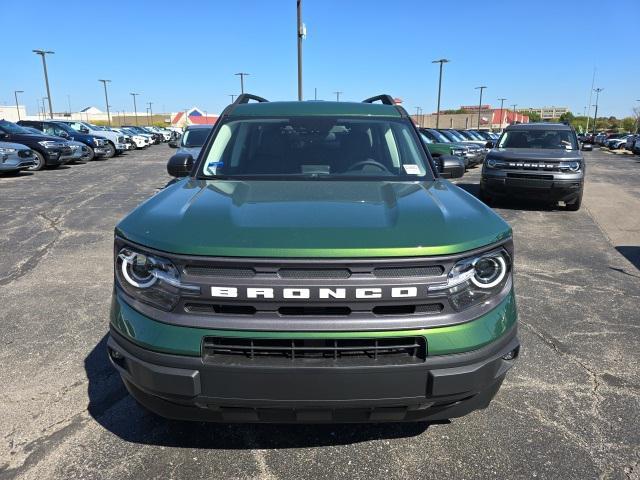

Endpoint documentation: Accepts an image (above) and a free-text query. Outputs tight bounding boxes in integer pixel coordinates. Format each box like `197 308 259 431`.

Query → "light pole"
475 86 487 129
296 0 305 101
496 98 507 132
432 59 449 129
130 93 140 126
41 97 48 120
511 104 517 124
98 79 112 126
229 94 236 103
67 95 72 115
635 100 640 133
147 102 153 125
14 90 24 120
334 91 342 102
235 73 249 94
592 88 603 135
314 87 317 100
33 50 55 118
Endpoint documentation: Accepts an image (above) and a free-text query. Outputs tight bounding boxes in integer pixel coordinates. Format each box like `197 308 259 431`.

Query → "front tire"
565 191 583 211
103 142 116 159
84 146 96 161
28 151 46 171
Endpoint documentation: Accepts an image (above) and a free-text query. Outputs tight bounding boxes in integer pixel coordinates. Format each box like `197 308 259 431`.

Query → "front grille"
507 173 553 180
117 136 125 143
202 336 427 365
278 268 351 279
373 266 443 278
185 266 256 278
18 150 33 158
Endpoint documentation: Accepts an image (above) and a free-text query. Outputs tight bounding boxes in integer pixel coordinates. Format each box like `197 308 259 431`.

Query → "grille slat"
373 266 444 278
203 336 427 365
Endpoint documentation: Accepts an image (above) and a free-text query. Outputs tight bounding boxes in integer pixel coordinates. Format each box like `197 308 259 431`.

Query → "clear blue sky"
1 0 638 118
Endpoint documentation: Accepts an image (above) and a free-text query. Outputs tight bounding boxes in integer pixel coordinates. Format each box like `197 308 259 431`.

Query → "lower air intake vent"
202 336 427 365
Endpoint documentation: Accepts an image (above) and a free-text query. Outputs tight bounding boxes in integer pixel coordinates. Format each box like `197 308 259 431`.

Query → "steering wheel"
346 159 390 173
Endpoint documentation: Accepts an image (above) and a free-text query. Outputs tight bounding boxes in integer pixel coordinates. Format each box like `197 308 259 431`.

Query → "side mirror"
437 155 465 179
59 131 70 138
485 141 494 149
167 153 194 177
80 127 90 133
581 143 593 151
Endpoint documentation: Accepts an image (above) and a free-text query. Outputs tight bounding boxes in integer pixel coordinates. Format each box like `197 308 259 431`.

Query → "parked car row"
418 128 498 173
580 131 640 154
0 117 175 175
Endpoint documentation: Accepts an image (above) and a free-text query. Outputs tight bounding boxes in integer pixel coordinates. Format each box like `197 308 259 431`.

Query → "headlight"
430 248 511 312
115 246 200 311
486 158 497 168
451 148 465 156
0 147 17 154
38 140 60 148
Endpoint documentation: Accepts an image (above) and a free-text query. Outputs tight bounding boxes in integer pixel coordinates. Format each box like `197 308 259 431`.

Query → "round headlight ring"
471 255 507 288
486 159 497 168
568 161 580 172
120 251 157 288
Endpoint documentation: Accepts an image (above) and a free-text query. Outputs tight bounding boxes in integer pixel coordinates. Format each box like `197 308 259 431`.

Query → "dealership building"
411 104 530 131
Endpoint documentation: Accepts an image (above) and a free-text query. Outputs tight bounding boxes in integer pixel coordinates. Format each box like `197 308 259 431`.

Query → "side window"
43 125 56 136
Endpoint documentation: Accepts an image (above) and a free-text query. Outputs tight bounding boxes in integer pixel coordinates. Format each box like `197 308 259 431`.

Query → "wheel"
103 142 116 159
27 151 46 171
565 192 583 211
84 146 96 161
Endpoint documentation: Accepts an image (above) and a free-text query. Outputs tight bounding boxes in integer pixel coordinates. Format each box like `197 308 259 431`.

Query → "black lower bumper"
481 175 583 202
107 326 519 423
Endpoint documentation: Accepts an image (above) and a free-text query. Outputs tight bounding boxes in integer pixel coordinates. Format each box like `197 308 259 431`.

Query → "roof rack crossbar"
362 94 396 106
233 93 269 105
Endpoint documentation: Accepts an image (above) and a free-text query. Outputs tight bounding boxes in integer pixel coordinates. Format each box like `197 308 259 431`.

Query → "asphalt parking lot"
0 147 638 480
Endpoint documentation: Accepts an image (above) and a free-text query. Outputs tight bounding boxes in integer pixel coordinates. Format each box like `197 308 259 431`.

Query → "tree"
559 112 574 123
621 117 636 132
527 111 542 122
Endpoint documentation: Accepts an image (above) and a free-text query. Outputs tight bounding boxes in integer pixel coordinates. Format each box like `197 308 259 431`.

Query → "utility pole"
130 92 140 125
475 86 487 129
235 73 249 94
33 50 55 118
147 102 153 125
14 90 24 120
497 98 507 132
98 79 112 126
592 88 603 135
585 67 596 133
296 0 305 101
511 104 518 124
432 59 449 129
334 91 342 102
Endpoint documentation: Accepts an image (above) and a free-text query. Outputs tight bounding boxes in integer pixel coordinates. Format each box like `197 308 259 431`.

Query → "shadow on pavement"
455 182 556 211
615 246 640 271
85 334 438 449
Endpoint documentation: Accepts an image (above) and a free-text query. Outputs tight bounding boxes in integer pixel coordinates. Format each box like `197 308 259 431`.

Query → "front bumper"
481 170 583 202
108 291 519 423
94 146 110 157
0 156 36 171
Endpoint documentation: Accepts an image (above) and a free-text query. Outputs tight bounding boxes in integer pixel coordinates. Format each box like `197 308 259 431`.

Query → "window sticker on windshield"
403 164 421 175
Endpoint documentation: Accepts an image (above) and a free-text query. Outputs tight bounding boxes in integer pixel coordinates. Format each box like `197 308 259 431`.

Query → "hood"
488 148 582 162
116 179 511 258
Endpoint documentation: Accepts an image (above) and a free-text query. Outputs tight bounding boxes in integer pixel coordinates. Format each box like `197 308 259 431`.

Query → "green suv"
108 94 519 423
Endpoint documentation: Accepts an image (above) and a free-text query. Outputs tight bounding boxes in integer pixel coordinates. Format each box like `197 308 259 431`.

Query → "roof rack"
233 93 269 105
362 94 408 117
362 94 396 105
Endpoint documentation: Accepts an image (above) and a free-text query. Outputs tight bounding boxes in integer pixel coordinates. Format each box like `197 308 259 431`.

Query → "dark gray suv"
480 123 585 211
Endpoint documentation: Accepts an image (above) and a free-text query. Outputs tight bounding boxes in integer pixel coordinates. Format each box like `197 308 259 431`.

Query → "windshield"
200 117 433 180
439 130 463 142
498 129 578 150
0 120 32 134
182 128 211 148
423 129 450 143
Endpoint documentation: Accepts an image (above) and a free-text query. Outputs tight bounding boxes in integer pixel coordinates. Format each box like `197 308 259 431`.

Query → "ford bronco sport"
108 94 519 423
